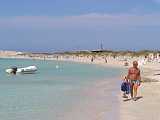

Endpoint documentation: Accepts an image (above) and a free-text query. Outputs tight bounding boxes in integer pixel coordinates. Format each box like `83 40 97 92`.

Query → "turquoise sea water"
0 59 122 120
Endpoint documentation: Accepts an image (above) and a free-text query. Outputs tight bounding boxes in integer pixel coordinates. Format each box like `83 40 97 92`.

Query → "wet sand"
61 65 160 120
62 77 121 120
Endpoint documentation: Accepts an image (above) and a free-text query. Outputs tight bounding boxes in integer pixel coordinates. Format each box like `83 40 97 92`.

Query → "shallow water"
0 58 122 120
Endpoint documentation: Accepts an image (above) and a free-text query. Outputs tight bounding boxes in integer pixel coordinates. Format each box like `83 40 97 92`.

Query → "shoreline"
1 55 160 119
61 77 121 120
0 55 127 68
1 55 159 82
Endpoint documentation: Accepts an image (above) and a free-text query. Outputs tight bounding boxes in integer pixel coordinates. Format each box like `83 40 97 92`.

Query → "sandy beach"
120 82 160 120
60 77 121 120
1 51 160 120
55 54 160 120
54 64 160 120
120 63 160 120
62 64 160 120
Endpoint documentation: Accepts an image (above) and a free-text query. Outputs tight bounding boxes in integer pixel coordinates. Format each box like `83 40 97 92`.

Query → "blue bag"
121 82 127 92
121 82 130 94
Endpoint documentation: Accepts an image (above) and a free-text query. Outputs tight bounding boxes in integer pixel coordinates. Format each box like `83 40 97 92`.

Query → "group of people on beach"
121 61 141 101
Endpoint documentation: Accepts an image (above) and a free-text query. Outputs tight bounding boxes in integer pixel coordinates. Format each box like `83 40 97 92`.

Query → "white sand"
120 62 160 120
120 82 160 120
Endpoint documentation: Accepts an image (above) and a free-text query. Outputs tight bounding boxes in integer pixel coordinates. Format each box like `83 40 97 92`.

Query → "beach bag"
125 82 130 94
121 82 127 92
121 82 130 94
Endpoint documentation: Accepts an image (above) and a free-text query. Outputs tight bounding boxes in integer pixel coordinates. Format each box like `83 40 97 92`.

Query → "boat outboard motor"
11 66 17 75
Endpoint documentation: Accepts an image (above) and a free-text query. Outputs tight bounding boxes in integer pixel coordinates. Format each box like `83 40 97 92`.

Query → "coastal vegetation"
60 50 160 57
1 50 160 58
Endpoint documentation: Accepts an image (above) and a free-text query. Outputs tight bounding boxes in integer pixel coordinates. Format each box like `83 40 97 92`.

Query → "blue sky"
0 0 160 52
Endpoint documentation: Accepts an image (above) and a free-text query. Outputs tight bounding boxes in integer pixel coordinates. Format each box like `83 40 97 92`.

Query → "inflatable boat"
6 66 37 74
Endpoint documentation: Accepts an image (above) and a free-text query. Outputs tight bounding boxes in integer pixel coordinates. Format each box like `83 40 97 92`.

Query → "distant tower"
100 43 103 50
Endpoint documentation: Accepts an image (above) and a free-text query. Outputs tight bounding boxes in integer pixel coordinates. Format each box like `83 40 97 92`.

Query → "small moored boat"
6 66 37 74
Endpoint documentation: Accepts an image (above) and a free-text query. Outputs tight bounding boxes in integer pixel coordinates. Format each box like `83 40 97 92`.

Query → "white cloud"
0 13 160 29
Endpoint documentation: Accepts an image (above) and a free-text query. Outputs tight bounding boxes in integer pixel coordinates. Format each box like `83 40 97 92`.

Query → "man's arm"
126 68 130 80
138 69 141 81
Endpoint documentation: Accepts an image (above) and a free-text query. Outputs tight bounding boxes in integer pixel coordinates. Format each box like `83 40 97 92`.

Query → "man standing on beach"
127 61 141 101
